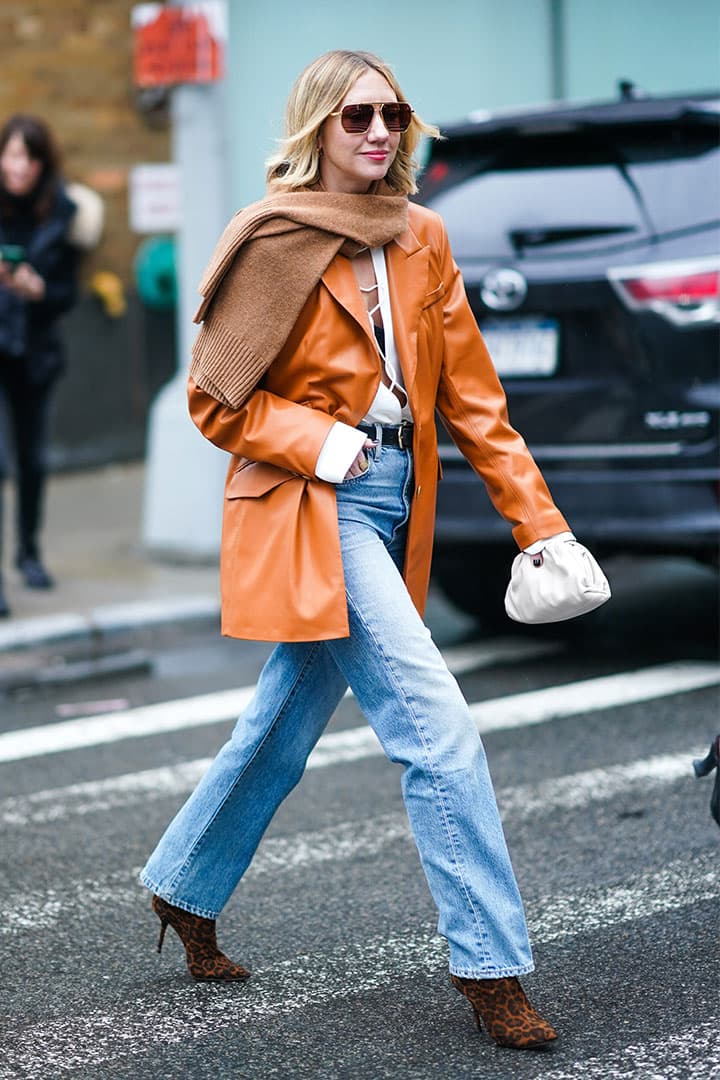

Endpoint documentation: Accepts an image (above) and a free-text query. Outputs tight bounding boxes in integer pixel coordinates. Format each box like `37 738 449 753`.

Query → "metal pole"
549 0 567 101
141 54 230 558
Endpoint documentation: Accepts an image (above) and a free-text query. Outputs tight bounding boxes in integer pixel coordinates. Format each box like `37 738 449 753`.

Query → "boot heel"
693 735 720 827
157 918 168 954
451 974 557 1050
150 894 250 981
693 735 720 777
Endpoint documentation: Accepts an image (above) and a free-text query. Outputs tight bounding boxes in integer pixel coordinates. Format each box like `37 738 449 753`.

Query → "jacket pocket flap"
226 461 297 499
422 280 445 309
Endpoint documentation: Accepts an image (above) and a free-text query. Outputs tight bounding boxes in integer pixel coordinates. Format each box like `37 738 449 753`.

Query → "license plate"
480 317 559 377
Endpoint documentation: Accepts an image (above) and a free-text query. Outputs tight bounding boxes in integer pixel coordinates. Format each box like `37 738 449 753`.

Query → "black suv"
419 88 720 622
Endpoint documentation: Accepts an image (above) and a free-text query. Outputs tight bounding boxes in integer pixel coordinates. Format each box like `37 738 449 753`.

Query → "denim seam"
343 586 493 966
389 452 413 543
138 875 219 920
161 642 325 905
450 962 535 979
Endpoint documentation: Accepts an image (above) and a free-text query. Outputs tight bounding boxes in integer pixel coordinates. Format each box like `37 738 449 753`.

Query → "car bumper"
434 463 720 553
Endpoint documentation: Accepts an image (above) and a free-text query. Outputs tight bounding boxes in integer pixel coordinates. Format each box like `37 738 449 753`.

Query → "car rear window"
423 119 720 259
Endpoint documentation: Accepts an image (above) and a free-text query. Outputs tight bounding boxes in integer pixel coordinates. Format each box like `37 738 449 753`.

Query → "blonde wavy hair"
266 50 440 195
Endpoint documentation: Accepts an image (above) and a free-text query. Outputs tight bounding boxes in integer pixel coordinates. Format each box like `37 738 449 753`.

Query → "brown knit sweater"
190 187 408 409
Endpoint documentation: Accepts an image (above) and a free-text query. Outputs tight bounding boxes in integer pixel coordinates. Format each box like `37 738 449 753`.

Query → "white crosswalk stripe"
1 633 716 1078
0 851 716 1074
0 657 716 766
0 734 706 833
542 1020 720 1080
469 661 720 732
0 748 707 932
0 638 560 763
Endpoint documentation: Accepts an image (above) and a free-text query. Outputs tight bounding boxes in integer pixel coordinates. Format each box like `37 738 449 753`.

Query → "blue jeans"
140 443 533 977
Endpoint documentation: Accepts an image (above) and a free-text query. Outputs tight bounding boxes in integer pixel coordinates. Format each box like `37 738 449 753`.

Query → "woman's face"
318 68 401 194
0 132 42 196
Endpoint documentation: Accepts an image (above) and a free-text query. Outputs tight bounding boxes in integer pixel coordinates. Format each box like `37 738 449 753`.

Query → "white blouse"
313 248 569 554
315 246 410 484
360 246 413 425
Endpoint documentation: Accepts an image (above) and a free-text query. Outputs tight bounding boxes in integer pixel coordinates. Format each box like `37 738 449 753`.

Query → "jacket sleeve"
188 377 337 479
433 219 570 550
33 240 79 320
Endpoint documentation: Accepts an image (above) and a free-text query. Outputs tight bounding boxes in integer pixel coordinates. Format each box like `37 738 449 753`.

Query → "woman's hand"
0 262 46 300
343 438 377 480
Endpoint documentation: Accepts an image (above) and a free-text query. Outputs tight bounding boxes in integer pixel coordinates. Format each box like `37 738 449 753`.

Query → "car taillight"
608 258 720 327
425 161 450 184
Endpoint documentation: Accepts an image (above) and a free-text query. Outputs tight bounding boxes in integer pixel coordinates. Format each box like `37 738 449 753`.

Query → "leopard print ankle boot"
451 974 557 1050
152 895 250 982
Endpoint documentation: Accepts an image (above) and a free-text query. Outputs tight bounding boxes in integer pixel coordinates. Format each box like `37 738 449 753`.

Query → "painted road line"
496 750 707 818
441 636 562 675
530 855 719 944
1 851 716 1073
0 637 560 765
0 760 214 828
0 752 710 930
0 659 716 767
469 661 719 732
0 737 385 829
0 746 703 832
0 686 257 765
542 1020 720 1080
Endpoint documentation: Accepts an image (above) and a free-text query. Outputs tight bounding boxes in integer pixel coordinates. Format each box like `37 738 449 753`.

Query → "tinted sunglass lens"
339 102 412 133
383 103 411 131
341 105 374 132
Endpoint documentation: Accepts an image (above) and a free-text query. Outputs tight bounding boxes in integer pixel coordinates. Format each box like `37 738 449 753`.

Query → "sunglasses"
329 101 414 134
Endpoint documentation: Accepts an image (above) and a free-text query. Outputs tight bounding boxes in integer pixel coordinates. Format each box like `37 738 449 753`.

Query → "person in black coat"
0 114 79 615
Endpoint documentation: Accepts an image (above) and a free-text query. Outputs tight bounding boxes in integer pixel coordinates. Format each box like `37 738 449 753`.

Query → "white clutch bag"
505 535 611 624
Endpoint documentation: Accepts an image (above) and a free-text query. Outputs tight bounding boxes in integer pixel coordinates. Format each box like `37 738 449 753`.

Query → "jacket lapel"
321 226 431 402
320 255 375 346
385 226 430 404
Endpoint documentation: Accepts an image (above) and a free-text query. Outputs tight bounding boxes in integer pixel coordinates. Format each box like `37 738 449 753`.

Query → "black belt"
358 422 414 450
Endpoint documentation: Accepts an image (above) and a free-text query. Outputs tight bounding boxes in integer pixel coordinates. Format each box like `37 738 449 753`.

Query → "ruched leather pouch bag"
505 535 611 624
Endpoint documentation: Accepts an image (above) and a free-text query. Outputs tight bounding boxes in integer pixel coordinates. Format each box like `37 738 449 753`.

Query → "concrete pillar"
141 77 230 559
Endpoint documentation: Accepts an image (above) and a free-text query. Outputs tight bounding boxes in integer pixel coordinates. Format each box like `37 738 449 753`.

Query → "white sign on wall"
129 163 181 233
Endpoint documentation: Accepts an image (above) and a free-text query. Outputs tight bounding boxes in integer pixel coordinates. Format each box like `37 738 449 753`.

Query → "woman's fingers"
6 263 45 300
344 451 367 480
342 439 378 481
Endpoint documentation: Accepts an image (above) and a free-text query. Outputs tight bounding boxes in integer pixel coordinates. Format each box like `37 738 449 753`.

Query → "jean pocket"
339 451 374 485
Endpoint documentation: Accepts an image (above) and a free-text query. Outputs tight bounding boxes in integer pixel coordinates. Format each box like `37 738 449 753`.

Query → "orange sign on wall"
132 3 226 88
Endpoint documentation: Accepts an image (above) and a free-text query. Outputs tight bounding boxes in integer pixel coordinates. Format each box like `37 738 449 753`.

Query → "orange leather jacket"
188 202 569 641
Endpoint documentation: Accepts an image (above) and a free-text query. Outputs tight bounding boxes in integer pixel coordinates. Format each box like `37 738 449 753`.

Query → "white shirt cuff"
523 531 575 555
315 422 368 484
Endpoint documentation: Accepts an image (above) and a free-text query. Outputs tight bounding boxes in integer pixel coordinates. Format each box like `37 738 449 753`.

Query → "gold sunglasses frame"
328 101 414 133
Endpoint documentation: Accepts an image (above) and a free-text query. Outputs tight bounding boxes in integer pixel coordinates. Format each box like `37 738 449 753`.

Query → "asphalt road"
0 556 718 1080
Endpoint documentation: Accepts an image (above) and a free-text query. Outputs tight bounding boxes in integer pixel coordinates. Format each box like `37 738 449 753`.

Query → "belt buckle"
398 423 412 450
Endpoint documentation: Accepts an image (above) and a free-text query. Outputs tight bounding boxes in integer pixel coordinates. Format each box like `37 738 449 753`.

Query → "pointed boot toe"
151 895 250 982
451 974 558 1050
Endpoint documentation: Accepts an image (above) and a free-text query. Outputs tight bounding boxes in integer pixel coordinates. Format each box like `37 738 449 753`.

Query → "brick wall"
0 0 171 283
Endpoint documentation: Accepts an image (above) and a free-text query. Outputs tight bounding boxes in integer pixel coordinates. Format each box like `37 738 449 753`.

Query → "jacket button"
416 484 422 496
